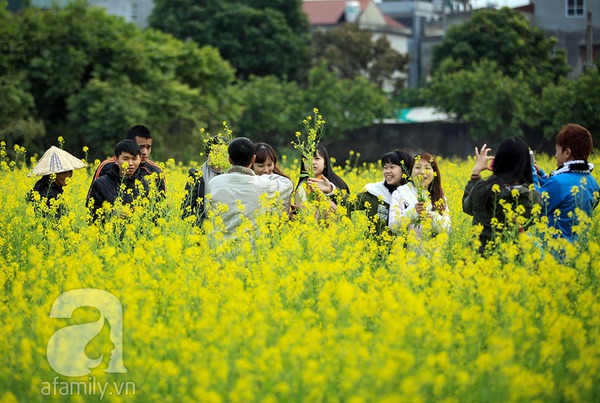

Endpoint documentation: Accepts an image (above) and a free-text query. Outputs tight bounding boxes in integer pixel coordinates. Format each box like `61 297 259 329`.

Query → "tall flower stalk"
292 108 325 179
412 155 429 204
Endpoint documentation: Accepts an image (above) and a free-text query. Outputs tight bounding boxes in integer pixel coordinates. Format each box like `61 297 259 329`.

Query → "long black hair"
484 136 533 206
414 152 446 213
296 144 350 193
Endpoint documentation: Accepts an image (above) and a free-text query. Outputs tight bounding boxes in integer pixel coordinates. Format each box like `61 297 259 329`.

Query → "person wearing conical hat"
27 146 87 218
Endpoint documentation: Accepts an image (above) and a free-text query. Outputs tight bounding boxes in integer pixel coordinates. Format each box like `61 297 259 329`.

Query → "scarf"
364 181 395 205
551 160 594 176
383 181 399 194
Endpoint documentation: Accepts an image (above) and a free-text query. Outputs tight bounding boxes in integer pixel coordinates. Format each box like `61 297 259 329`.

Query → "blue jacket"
533 166 599 241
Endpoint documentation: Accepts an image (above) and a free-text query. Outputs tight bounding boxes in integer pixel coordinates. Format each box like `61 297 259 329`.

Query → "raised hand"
473 143 493 176
307 176 334 194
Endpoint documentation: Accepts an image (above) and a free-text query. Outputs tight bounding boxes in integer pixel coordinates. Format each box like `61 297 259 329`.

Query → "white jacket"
206 166 293 235
388 182 450 235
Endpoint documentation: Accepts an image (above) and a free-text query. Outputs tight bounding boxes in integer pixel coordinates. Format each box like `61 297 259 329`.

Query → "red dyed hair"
556 123 593 160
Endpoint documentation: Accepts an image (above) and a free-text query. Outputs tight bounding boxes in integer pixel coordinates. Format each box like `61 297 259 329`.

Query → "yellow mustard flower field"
1 141 600 402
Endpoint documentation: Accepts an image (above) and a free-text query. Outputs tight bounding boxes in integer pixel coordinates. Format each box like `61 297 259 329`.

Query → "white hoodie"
206 166 293 235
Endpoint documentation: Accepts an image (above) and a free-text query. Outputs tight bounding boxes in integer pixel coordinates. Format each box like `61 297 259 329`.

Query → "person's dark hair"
484 137 533 207
126 125 152 140
228 137 254 167
555 123 593 161
380 149 413 185
254 142 289 179
414 153 446 213
296 144 350 193
115 139 141 157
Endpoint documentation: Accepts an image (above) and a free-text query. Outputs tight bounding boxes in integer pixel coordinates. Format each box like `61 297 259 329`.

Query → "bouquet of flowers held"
291 109 333 213
199 122 233 171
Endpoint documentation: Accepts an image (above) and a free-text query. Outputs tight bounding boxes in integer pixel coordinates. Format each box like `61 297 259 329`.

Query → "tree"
233 65 391 148
427 8 570 142
0 1 239 162
304 64 391 141
431 8 569 94
311 23 409 92
427 60 530 141
149 0 311 81
0 73 45 147
539 68 600 145
235 75 305 148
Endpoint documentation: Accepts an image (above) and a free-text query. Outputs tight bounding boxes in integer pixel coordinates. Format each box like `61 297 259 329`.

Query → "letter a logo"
46 289 128 377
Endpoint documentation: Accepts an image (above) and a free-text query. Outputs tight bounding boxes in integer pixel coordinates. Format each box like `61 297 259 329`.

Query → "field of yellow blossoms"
1 140 600 402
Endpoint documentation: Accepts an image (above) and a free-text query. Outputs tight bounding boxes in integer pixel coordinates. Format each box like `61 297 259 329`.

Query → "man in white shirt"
205 137 293 236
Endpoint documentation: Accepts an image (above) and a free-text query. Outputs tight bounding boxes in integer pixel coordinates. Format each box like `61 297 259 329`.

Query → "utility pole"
442 0 447 33
585 11 596 71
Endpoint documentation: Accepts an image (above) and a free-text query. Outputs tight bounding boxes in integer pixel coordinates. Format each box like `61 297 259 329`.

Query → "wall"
324 122 472 162
532 0 600 77
323 122 554 163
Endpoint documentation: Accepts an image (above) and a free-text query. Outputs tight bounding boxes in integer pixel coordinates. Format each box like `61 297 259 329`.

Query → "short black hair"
380 149 412 169
115 139 141 157
126 125 152 140
228 137 254 167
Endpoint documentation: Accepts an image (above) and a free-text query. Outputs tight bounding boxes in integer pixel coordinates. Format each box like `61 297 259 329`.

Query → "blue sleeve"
532 167 548 189
537 175 566 215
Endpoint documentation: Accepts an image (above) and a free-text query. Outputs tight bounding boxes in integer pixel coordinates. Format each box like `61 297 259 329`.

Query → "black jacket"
87 164 149 221
27 175 67 218
88 158 165 197
463 177 542 253
181 168 207 226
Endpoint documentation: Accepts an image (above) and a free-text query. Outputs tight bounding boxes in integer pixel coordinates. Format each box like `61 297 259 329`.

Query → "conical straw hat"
28 146 87 177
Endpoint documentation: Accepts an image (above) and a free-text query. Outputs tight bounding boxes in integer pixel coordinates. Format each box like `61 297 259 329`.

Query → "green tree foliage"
235 76 305 147
304 64 390 141
0 72 46 147
428 60 530 140
432 8 568 92
0 1 238 162
66 78 150 158
428 8 570 142
149 0 311 81
539 68 600 145
312 23 409 92
232 65 391 147
235 65 391 146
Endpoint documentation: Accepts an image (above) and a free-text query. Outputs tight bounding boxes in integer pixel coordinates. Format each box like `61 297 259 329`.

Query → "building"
379 0 599 84
517 0 600 77
87 0 154 29
378 0 444 87
303 0 411 57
